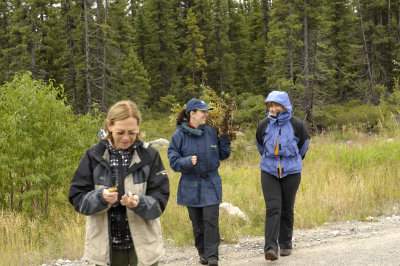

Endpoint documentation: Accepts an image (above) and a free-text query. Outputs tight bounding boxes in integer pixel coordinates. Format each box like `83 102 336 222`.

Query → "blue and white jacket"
168 123 231 207
256 91 310 178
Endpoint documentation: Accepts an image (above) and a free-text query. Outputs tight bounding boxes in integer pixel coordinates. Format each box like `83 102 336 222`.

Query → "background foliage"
1 0 400 128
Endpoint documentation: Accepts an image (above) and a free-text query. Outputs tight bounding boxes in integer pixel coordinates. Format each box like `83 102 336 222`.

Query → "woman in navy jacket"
168 99 231 266
256 91 310 261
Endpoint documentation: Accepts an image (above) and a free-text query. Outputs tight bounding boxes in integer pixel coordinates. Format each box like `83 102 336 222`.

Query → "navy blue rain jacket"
168 123 231 207
256 91 310 178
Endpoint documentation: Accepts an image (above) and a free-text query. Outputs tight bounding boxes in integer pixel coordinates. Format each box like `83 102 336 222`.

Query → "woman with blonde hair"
69 100 170 266
256 91 309 261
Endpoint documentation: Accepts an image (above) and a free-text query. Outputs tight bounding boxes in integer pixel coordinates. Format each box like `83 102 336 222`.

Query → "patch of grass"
0 204 85 265
141 116 176 141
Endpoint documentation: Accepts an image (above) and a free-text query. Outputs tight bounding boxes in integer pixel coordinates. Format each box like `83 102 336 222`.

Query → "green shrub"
0 73 103 217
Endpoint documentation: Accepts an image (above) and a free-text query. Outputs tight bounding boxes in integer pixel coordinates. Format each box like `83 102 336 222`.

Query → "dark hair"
176 109 190 125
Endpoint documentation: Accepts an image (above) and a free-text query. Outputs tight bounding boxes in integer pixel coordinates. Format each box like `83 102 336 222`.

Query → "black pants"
111 247 158 266
187 204 220 260
261 171 301 253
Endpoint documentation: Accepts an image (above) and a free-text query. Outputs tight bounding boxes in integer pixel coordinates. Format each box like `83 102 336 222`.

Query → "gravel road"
160 212 400 266
46 207 400 266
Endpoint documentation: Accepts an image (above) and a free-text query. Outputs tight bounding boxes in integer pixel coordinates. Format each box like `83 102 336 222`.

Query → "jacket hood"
265 91 292 114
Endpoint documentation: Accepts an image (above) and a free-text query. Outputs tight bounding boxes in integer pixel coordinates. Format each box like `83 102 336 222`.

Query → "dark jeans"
111 247 159 266
187 204 220 260
261 171 301 253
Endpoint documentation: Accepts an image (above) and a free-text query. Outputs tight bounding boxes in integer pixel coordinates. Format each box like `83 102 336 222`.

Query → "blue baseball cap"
186 99 214 112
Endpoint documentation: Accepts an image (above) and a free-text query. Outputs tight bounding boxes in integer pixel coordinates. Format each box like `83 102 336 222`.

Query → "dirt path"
46 211 400 266
160 213 400 266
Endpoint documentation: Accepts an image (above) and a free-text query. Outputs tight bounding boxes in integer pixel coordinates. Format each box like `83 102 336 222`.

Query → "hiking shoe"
280 248 292 256
265 249 278 261
199 254 208 265
208 257 218 266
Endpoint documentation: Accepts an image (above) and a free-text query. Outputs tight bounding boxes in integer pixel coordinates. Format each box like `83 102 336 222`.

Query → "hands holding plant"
121 193 139 208
102 185 139 208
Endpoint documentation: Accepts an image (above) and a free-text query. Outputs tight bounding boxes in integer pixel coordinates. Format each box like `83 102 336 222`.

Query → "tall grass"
0 204 85 265
2 124 400 265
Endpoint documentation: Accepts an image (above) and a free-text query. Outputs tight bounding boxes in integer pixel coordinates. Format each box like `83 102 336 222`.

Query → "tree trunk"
398 4 400 43
288 3 294 93
357 0 375 103
30 21 37 79
192 36 196 85
261 0 269 43
2 0 10 79
96 0 102 91
303 1 312 124
216 0 223 91
64 0 77 112
388 0 391 35
101 0 108 110
83 0 92 112
157 1 167 96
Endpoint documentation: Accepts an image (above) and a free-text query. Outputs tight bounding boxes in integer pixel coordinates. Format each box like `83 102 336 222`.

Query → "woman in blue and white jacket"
256 91 310 261
168 99 231 266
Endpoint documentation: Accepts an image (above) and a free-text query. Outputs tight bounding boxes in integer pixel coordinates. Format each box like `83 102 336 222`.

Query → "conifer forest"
1 0 400 125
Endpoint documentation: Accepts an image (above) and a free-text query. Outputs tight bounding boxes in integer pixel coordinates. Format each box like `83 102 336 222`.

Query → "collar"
101 139 141 155
182 122 204 136
267 111 291 125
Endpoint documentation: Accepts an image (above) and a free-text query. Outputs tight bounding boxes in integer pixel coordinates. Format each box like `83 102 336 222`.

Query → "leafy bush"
169 85 238 140
0 73 103 217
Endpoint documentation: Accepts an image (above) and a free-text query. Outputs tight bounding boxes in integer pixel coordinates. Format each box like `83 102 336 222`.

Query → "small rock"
332 230 340 236
148 138 170 147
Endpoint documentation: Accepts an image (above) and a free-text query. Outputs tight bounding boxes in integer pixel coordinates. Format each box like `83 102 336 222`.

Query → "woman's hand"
121 193 139 208
191 155 197 165
103 188 118 204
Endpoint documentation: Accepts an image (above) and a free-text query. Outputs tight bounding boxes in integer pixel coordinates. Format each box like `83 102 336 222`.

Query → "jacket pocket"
280 135 299 157
263 135 275 156
204 147 220 172
180 179 200 204
211 176 222 201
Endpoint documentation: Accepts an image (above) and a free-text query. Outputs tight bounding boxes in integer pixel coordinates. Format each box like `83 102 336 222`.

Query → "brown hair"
176 109 190 125
102 100 143 141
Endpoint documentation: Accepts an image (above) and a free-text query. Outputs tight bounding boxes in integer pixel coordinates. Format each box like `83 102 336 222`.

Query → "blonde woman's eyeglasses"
114 130 139 136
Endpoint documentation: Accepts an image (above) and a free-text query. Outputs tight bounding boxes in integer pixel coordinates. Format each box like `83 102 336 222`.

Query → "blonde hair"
265 101 287 112
102 100 143 141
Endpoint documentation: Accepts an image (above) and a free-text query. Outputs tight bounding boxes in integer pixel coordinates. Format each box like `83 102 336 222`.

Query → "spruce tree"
183 7 207 91
142 0 178 103
265 0 303 98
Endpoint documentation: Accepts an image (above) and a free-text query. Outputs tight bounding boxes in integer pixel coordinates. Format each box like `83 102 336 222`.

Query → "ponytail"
177 109 190 125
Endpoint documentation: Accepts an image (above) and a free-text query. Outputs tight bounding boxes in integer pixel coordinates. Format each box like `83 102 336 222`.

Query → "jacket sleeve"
291 117 310 159
298 123 310 159
68 150 110 216
218 135 231 160
132 149 170 220
256 118 269 155
168 131 194 172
